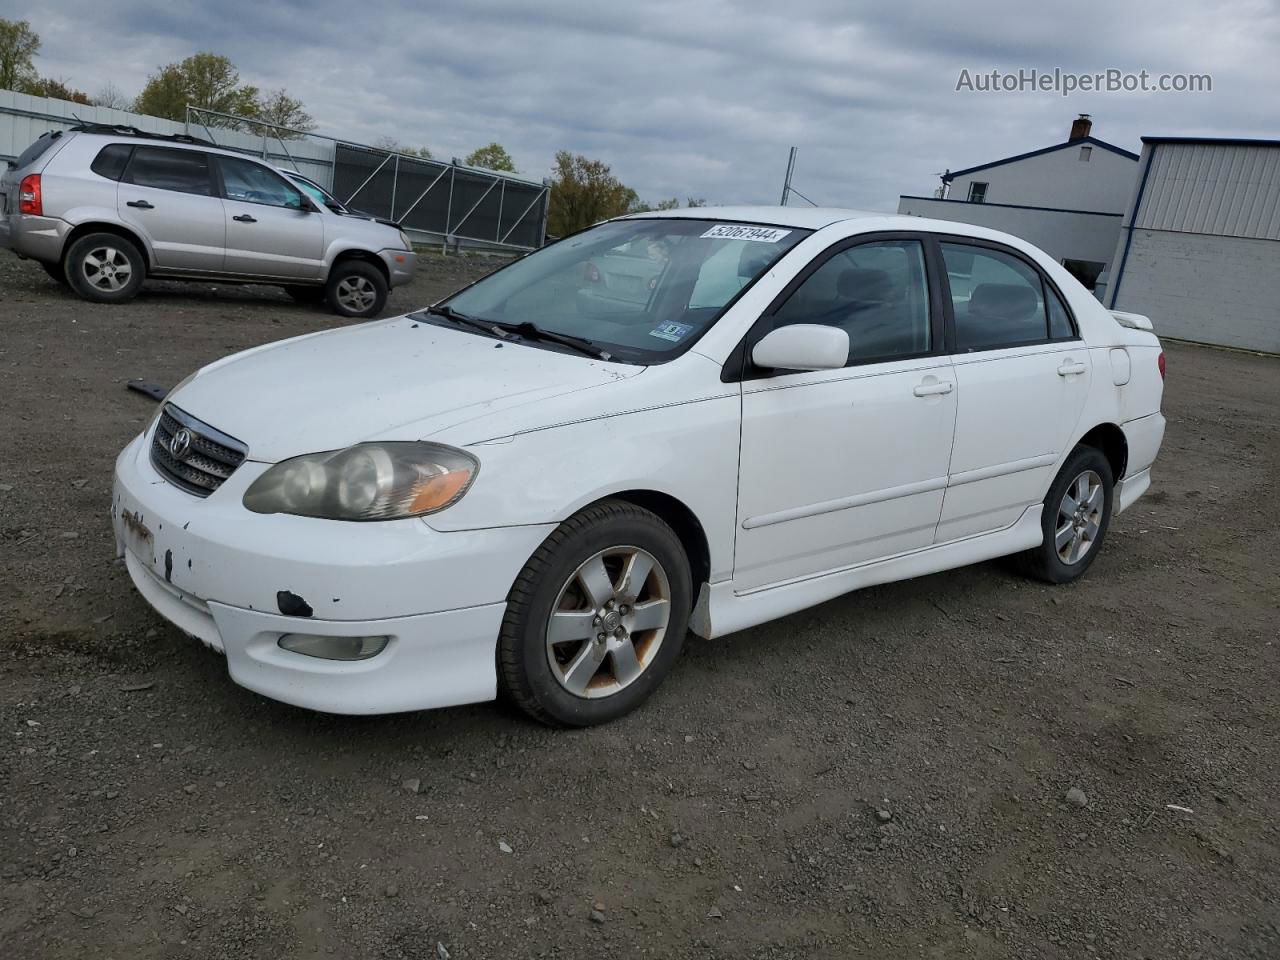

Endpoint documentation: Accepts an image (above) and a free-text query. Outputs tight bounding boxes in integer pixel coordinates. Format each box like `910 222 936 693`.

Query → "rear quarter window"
90 143 133 181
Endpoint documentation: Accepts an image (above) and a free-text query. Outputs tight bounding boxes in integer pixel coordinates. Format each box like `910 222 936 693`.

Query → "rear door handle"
1058 361 1087 376
913 381 954 397
232 214 257 223
126 200 154 209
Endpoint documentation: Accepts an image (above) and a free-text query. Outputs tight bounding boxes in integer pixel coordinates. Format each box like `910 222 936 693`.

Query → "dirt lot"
1 252 1277 960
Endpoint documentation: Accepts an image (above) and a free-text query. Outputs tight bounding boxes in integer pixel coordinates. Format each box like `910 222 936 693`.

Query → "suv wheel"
326 261 387 319
64 233 146 304
41 260 68 285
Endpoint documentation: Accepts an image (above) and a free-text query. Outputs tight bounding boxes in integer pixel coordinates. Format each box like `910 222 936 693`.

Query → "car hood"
169 315 643 462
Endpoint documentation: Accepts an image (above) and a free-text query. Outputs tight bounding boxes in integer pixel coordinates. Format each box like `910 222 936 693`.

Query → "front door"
935 240 1093 541
734 237 957 592
216 155 326 280
117 145 225 272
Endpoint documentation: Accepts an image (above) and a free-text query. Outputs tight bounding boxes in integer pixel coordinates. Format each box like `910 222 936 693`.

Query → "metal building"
1107 137 1280 353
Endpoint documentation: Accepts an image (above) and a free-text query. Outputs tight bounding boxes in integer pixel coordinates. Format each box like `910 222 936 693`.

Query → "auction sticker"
649 321 694 343
700 224 792 243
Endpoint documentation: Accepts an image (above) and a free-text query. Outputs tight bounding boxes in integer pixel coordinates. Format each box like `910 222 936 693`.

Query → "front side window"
769 239 932 364
219 157 305 209
442 219 810 363
942 242 1074 350
124 147 213 196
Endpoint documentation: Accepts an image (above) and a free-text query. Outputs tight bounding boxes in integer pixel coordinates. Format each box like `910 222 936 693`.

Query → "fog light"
278 634 390 661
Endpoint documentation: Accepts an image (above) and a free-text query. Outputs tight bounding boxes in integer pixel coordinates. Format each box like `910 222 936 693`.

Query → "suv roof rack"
68 123 219 148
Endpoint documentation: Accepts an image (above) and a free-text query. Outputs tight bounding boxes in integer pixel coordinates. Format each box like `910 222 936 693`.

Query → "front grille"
150 404 248 498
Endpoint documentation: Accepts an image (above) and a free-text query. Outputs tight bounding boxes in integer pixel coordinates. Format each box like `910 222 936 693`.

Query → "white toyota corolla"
112 207 1165 726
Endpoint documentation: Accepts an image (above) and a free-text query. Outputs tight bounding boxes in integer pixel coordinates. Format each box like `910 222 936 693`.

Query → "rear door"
215 155 325 280
118 146 225 272
935 238 1091 541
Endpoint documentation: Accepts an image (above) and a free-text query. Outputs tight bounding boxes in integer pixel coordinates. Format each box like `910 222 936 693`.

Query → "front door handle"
232 214 257 223
913 381 954 397
126 200 154 209
1058 360 1087 376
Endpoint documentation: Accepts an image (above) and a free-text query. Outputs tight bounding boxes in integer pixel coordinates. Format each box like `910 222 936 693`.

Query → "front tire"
1017 445 1114 584
498 500 692 727
325 260 387 318
64 233 146 304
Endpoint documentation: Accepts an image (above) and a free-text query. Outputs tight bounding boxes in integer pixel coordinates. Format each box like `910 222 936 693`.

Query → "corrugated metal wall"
1134 142 1280 240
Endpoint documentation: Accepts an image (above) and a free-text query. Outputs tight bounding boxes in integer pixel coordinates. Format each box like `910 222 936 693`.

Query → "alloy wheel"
82 246 132 292
335 276 376 312
1056 469 1104 564
545 546 671 698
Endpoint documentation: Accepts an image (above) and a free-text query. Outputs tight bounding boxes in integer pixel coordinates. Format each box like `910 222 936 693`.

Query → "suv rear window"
90 143 133 181
15 131 61 170
123 146 213 196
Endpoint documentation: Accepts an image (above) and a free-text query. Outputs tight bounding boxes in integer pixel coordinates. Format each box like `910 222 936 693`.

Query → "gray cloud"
29 0 1280 210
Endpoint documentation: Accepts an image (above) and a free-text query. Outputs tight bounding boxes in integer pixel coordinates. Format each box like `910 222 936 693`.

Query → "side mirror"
751 324 849 372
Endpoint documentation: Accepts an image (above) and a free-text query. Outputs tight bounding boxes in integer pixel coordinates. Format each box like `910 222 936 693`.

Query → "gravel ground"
1 253 1278 959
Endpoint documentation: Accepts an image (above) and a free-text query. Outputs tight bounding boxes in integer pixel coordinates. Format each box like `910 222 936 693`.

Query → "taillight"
584 262 601 283
18 174 42 216
1157 351 1166 380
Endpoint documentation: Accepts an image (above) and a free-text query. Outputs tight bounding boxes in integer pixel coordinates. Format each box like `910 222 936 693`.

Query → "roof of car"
68 125 270 163
622 205 887 230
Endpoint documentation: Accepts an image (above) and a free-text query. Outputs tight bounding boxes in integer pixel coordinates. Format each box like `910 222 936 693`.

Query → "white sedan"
111 207 1166 726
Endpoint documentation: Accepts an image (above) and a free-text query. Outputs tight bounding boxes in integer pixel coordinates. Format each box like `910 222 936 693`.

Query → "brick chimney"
1069 114 1093 141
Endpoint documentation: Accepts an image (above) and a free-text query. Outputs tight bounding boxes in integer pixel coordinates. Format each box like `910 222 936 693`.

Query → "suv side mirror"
752 324 849 372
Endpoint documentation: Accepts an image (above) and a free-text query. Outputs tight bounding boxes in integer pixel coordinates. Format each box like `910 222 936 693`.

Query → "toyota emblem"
169 428 193 461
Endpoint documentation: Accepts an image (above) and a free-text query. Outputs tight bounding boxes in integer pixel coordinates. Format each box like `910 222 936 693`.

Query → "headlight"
242 442 478 521
398 229 413 250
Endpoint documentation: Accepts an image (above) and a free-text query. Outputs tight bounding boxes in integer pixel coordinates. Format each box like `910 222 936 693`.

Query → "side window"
219 157 305 209
124 147 213 196
1047 284 1075 339
90 144 132 181
941 243 1049 351
770 240 931 365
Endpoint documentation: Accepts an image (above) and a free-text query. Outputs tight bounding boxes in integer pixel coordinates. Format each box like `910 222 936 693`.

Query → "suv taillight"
1158 351 1166 380
18 174 42 216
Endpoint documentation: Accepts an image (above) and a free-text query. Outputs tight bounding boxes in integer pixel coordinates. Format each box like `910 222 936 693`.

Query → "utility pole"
779 147 797 206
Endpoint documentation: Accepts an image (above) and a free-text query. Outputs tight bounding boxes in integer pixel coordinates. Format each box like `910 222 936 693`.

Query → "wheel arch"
63 221 151 268
328 247 390 285
1076 422 1128 481
581 489 712 592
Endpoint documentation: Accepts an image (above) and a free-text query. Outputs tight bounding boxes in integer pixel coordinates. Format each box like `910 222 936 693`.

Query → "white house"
1107 136 1280 353
898 116 1139 292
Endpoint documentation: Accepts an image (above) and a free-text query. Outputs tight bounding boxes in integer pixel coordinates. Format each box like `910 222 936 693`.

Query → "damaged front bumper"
111 429 554 714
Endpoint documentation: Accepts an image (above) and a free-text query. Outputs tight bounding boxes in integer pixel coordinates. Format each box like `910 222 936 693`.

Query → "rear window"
15 131 61 170
124 146 214 196
90 143 133 181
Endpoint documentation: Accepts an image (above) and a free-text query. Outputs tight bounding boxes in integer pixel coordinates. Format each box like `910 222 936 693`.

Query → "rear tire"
285 284 326 304
1016 445 1114 584
325 260 387 318
63 232 146 304
41 259 68 285
498 500 692 727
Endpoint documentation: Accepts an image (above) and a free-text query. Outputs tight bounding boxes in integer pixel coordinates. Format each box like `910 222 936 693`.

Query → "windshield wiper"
420 304 516 341
492 321 613 361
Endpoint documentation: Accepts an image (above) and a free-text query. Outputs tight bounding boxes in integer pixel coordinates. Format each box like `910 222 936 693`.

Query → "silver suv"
0 124 416 318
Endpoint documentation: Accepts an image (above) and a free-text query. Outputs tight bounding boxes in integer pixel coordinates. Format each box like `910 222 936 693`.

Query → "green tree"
464 142 516 172
0 18 40 91
25 76 90 104
254 89 315 137
134 52 260 123
547 151 638 236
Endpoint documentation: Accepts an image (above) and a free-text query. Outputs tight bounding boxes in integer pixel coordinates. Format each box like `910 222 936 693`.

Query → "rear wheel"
1017 445 1114 584
325 260 387 318
498 500 692 727
64 232 146 304
41 259 67 285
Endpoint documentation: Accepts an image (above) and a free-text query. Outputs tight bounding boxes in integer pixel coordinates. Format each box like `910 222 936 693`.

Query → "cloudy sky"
26 0 1280 210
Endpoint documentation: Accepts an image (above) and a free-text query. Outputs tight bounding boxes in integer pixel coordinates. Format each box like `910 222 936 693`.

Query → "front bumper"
377 247 417 288
111 430 554 714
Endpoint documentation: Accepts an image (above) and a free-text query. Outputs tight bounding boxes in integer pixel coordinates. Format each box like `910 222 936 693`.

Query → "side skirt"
696 505 1043 639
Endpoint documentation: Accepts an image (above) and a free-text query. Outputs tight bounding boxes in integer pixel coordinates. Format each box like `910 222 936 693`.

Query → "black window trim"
212 153 309 211
121 143 217 198
722 230 947 383
929 233 1082 354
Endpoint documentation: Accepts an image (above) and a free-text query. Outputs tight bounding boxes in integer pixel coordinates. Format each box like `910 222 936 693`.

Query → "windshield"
442 219 810 363
286 173 344 211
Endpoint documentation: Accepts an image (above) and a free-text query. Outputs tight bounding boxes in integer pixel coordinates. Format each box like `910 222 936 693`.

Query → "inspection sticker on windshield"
700 224 792 243
649 321 694 343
